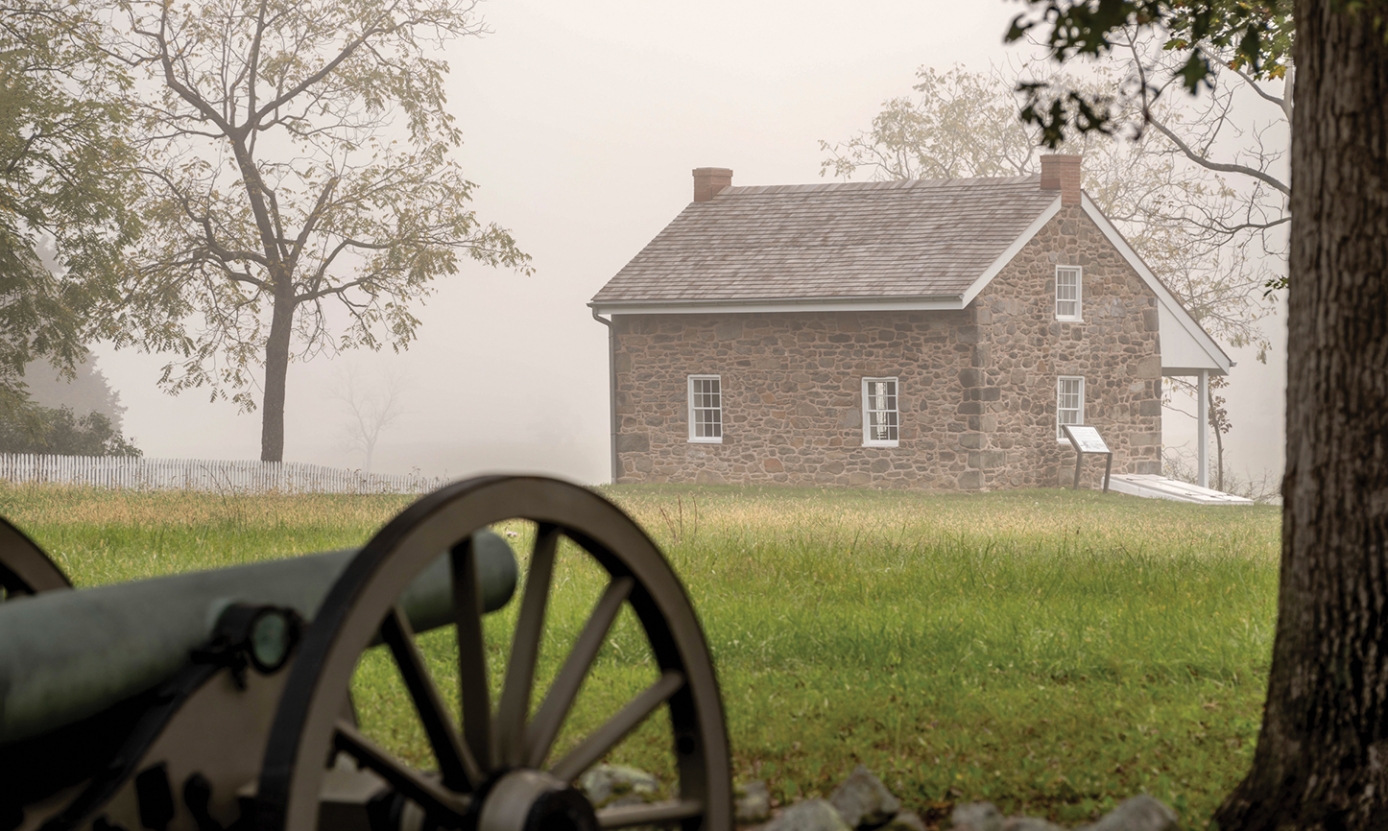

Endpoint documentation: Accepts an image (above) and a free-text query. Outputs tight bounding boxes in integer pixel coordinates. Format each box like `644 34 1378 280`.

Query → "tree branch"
285 176 339 274
246 0 268 125
1143 115 1289 195
149 4 234 138
250 4 400 126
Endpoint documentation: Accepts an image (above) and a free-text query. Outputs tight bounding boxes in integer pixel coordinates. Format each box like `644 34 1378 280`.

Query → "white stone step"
1108 473 1256 505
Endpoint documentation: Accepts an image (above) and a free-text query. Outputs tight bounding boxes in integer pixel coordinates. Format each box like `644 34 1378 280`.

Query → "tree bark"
1213 3 1388 829
260 292 294 463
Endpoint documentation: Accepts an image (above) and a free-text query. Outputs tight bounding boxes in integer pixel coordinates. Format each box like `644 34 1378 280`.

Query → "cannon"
0 476 731 831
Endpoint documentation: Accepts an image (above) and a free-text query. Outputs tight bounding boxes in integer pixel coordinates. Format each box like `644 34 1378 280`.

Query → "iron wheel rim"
257 475 731 831
0 516 71 599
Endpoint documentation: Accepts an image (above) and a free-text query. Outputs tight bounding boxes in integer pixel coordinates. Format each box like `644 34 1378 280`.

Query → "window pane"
1057 378 1083 438
690 377 722 440
864 378 899 445
1057 268 1080 318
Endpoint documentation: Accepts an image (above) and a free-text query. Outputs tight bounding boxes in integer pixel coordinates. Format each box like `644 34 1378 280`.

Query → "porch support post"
1197 369 1209 488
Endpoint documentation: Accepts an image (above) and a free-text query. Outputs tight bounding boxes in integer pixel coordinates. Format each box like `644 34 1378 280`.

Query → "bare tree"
98 0 530 461
820 66 1040 180
1113 29 1290 286
332 363 407 474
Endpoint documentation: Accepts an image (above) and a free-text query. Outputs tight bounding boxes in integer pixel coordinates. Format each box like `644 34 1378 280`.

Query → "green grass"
0 483 1280 829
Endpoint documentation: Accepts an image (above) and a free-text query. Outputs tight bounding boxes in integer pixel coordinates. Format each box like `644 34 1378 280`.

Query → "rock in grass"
764 799 852 831
735 781 772 824
1001 818 1064 831
1080 795 1177 831
880 811 927 831
950 802 1003 831
829 765 900 828
578 764 659 808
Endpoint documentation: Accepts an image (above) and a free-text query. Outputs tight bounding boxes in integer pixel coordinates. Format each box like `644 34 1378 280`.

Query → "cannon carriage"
0 476 731 831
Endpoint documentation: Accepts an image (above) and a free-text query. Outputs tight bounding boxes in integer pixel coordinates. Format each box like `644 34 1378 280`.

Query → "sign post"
1062 425 1113 493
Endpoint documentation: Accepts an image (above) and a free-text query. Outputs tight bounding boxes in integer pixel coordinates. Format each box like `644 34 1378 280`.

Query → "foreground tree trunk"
1214 3 1388 828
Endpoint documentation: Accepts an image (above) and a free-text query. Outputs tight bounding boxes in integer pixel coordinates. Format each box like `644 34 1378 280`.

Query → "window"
862 377 899 447
1056 265 1082 320
1057 376 1084 440
688 375 722 443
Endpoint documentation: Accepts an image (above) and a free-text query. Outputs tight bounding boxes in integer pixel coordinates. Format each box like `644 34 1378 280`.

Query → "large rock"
764 799 853 831
950 803 1003 831
736 781 772 824
829 765 901 828
1001 818 1064 831
1081 795 1178 831
577 764 659 808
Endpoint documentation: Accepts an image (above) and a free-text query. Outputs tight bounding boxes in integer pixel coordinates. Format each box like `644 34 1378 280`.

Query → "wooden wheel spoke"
597 799 704 829
380 606 481 791
333 720 471 818
452 538 493 771
497 524 560 766
550 671 685 783
524 576 635 768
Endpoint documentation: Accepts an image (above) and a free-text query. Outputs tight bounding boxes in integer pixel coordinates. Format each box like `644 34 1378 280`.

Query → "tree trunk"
1213 3 1388 829
1214 421 1224 493
1212 385 1225 492
260 293 294 463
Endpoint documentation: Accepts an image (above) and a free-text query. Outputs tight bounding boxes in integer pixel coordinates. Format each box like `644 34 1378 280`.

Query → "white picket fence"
0 454 449 495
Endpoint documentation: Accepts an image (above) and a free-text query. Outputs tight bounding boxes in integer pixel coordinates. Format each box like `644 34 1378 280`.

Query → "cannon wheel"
0 515 70 599
258 475 732 831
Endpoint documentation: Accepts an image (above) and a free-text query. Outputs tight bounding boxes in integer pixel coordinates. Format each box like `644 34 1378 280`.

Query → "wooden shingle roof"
591 174 1061 306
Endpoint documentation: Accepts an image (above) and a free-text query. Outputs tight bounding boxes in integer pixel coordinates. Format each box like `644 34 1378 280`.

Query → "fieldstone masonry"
611 206 1163 491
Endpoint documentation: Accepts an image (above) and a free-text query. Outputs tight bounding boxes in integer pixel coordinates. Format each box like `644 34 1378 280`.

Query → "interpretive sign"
1062 424 1114 493
1065 425 1110 454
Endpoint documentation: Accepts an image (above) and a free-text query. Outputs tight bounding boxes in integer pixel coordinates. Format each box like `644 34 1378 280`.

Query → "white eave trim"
1163 366 1234 377
589 296 963 316
1078 193 1233 375
959 195 1063 307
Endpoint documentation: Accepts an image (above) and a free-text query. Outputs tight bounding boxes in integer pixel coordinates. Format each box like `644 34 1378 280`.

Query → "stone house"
588 156 1231 490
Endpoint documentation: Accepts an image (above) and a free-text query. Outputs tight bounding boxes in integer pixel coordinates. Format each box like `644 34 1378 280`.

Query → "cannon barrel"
0 531 518 745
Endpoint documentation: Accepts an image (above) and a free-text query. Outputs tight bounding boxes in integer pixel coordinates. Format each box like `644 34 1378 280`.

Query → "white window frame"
687 375 723 443
1056 265 1083 321
862 377 900 447
1057 376 1085 441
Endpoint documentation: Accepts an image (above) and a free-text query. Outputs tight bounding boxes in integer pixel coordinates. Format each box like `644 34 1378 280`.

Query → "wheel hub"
477 770 597 831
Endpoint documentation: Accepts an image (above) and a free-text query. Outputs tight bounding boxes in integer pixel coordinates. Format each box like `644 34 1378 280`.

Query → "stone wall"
611 206 1163 490
613 309 974 488
968 204 1164 489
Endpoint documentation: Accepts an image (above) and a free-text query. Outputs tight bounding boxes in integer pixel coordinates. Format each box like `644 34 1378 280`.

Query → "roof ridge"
719 174 1040 197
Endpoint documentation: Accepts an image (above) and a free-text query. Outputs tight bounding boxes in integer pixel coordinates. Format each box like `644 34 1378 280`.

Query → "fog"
90 0 1288 488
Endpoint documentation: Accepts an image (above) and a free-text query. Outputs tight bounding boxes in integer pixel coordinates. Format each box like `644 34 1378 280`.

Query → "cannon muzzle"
0 531 517 744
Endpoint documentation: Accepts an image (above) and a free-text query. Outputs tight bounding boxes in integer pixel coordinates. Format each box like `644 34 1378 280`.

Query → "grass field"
0 483 1280 829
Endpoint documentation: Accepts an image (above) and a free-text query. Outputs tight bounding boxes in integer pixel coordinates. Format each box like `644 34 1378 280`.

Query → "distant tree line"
0 406 140 456
0 359 140 456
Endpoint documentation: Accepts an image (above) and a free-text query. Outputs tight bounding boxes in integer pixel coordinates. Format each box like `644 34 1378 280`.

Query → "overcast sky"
90 0 1288 489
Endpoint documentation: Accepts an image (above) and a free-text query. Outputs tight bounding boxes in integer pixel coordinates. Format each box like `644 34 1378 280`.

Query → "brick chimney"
1039 154 1082 206
692 167 733 203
